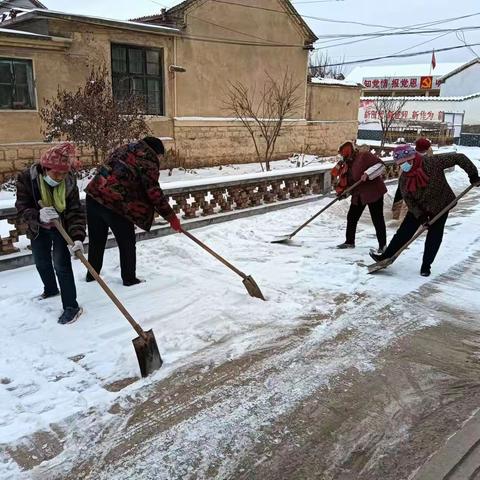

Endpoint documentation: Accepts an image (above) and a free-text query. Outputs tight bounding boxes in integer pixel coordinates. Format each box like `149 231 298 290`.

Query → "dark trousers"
383 211 449 268
393 184 403 203
86 195 137 283
346 196 387 248
31 228 78 309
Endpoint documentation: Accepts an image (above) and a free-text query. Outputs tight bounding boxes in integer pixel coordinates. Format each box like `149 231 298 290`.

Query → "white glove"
39 206 59 224
364 163 385 180
68 240 84 257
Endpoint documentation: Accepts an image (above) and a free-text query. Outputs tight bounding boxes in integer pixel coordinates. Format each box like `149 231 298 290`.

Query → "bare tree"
372 96 408 146
308 51 345 80
224 70 302 171
40 66 150 164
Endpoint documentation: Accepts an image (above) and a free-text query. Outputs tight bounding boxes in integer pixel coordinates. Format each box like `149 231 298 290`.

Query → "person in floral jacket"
85 137 181 286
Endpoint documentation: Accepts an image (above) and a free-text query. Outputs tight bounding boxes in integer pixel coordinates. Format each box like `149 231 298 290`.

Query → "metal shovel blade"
243 275 266 301
270 235 293 244
132 329 163 377
367 258 393 274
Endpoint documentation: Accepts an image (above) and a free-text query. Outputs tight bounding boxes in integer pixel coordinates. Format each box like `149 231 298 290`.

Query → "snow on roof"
310 77 361 87
347 63 464 82
3 8 181 35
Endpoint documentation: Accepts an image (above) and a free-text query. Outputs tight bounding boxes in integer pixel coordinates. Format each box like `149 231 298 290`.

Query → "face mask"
400 162 413 173
44 175 60 187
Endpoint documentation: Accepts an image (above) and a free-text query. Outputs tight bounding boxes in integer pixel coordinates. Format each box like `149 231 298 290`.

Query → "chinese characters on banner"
360 100 445 122
363 76 442 90
363 110 443 121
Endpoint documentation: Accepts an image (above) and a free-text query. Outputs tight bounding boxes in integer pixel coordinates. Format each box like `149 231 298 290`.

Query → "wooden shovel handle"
391 184 474 262
42 209 148 341
180 227 246 279
289 178 364 239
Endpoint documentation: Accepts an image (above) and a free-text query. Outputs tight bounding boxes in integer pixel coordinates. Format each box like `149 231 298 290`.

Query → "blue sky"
42 0 480 72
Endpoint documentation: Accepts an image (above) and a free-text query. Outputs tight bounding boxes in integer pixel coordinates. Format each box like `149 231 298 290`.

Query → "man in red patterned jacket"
85 137 181 286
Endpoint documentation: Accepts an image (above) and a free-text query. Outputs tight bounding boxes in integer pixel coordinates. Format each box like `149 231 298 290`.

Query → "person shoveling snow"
15 142 86 324
333 141 387 254
369 144 480 276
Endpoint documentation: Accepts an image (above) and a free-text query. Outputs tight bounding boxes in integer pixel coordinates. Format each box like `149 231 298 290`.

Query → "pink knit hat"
40 142 78 172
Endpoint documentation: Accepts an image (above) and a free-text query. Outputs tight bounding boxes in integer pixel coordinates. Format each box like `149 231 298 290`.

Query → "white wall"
441 63 480 97
358 95 480 131
463 95 480 124
359 97 465 129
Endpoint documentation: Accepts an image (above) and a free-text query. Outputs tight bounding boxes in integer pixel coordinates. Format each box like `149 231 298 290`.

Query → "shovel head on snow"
132 329 163 377
367 258 394 274
243 275 266 301
40 204 164 379
270 235 293 244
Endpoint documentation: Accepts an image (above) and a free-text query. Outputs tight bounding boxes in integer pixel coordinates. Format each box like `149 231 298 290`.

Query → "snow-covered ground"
1 147 480 479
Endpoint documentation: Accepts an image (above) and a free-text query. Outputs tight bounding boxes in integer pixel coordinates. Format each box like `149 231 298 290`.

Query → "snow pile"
310 77 361 87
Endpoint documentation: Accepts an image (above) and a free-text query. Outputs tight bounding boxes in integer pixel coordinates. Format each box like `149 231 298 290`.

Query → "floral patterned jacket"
85 141 175 231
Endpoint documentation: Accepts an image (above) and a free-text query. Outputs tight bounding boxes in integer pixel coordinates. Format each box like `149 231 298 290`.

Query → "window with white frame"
0 58 36 110
111 44 164 115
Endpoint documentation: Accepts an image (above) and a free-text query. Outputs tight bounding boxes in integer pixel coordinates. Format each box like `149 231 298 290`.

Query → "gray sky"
42 0 480 73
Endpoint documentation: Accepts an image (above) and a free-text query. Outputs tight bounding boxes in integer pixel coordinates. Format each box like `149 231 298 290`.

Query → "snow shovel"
271 179 364 244
180 227 266 301
41 204 162 378
367 184 475 274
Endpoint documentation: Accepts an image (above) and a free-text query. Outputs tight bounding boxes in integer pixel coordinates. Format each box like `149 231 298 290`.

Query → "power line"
313 13 480 51
315 25 480 40
211 0 395 29
311 31 454 69
392 30 452 55
189 13 286 45
317 41 480 66
456 29 480 59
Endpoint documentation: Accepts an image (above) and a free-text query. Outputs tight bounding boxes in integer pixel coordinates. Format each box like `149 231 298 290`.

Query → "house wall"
0 20 175 145
441 63 480 97
173 83 361 167
307 83 360 121
173 0 310 119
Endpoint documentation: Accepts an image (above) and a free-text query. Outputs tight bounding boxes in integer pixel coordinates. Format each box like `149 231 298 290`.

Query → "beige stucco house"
0 0 361 177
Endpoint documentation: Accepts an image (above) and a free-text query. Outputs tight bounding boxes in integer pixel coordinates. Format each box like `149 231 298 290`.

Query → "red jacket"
348 151 387 205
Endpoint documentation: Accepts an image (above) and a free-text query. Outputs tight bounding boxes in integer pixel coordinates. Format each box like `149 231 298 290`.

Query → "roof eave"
439 59 480 82
1 10 182 36
282 0 318 44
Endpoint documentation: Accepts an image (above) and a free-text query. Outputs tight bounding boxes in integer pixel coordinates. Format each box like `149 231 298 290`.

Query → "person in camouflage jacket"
85 137 181 286
370 145 480 276
16 142 86 324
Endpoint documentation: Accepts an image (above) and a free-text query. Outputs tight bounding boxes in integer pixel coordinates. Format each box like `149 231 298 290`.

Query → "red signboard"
363 75 441 90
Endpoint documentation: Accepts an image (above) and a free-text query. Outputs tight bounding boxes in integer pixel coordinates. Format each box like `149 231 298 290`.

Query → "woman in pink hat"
15 143 86 324
370 144 479 276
